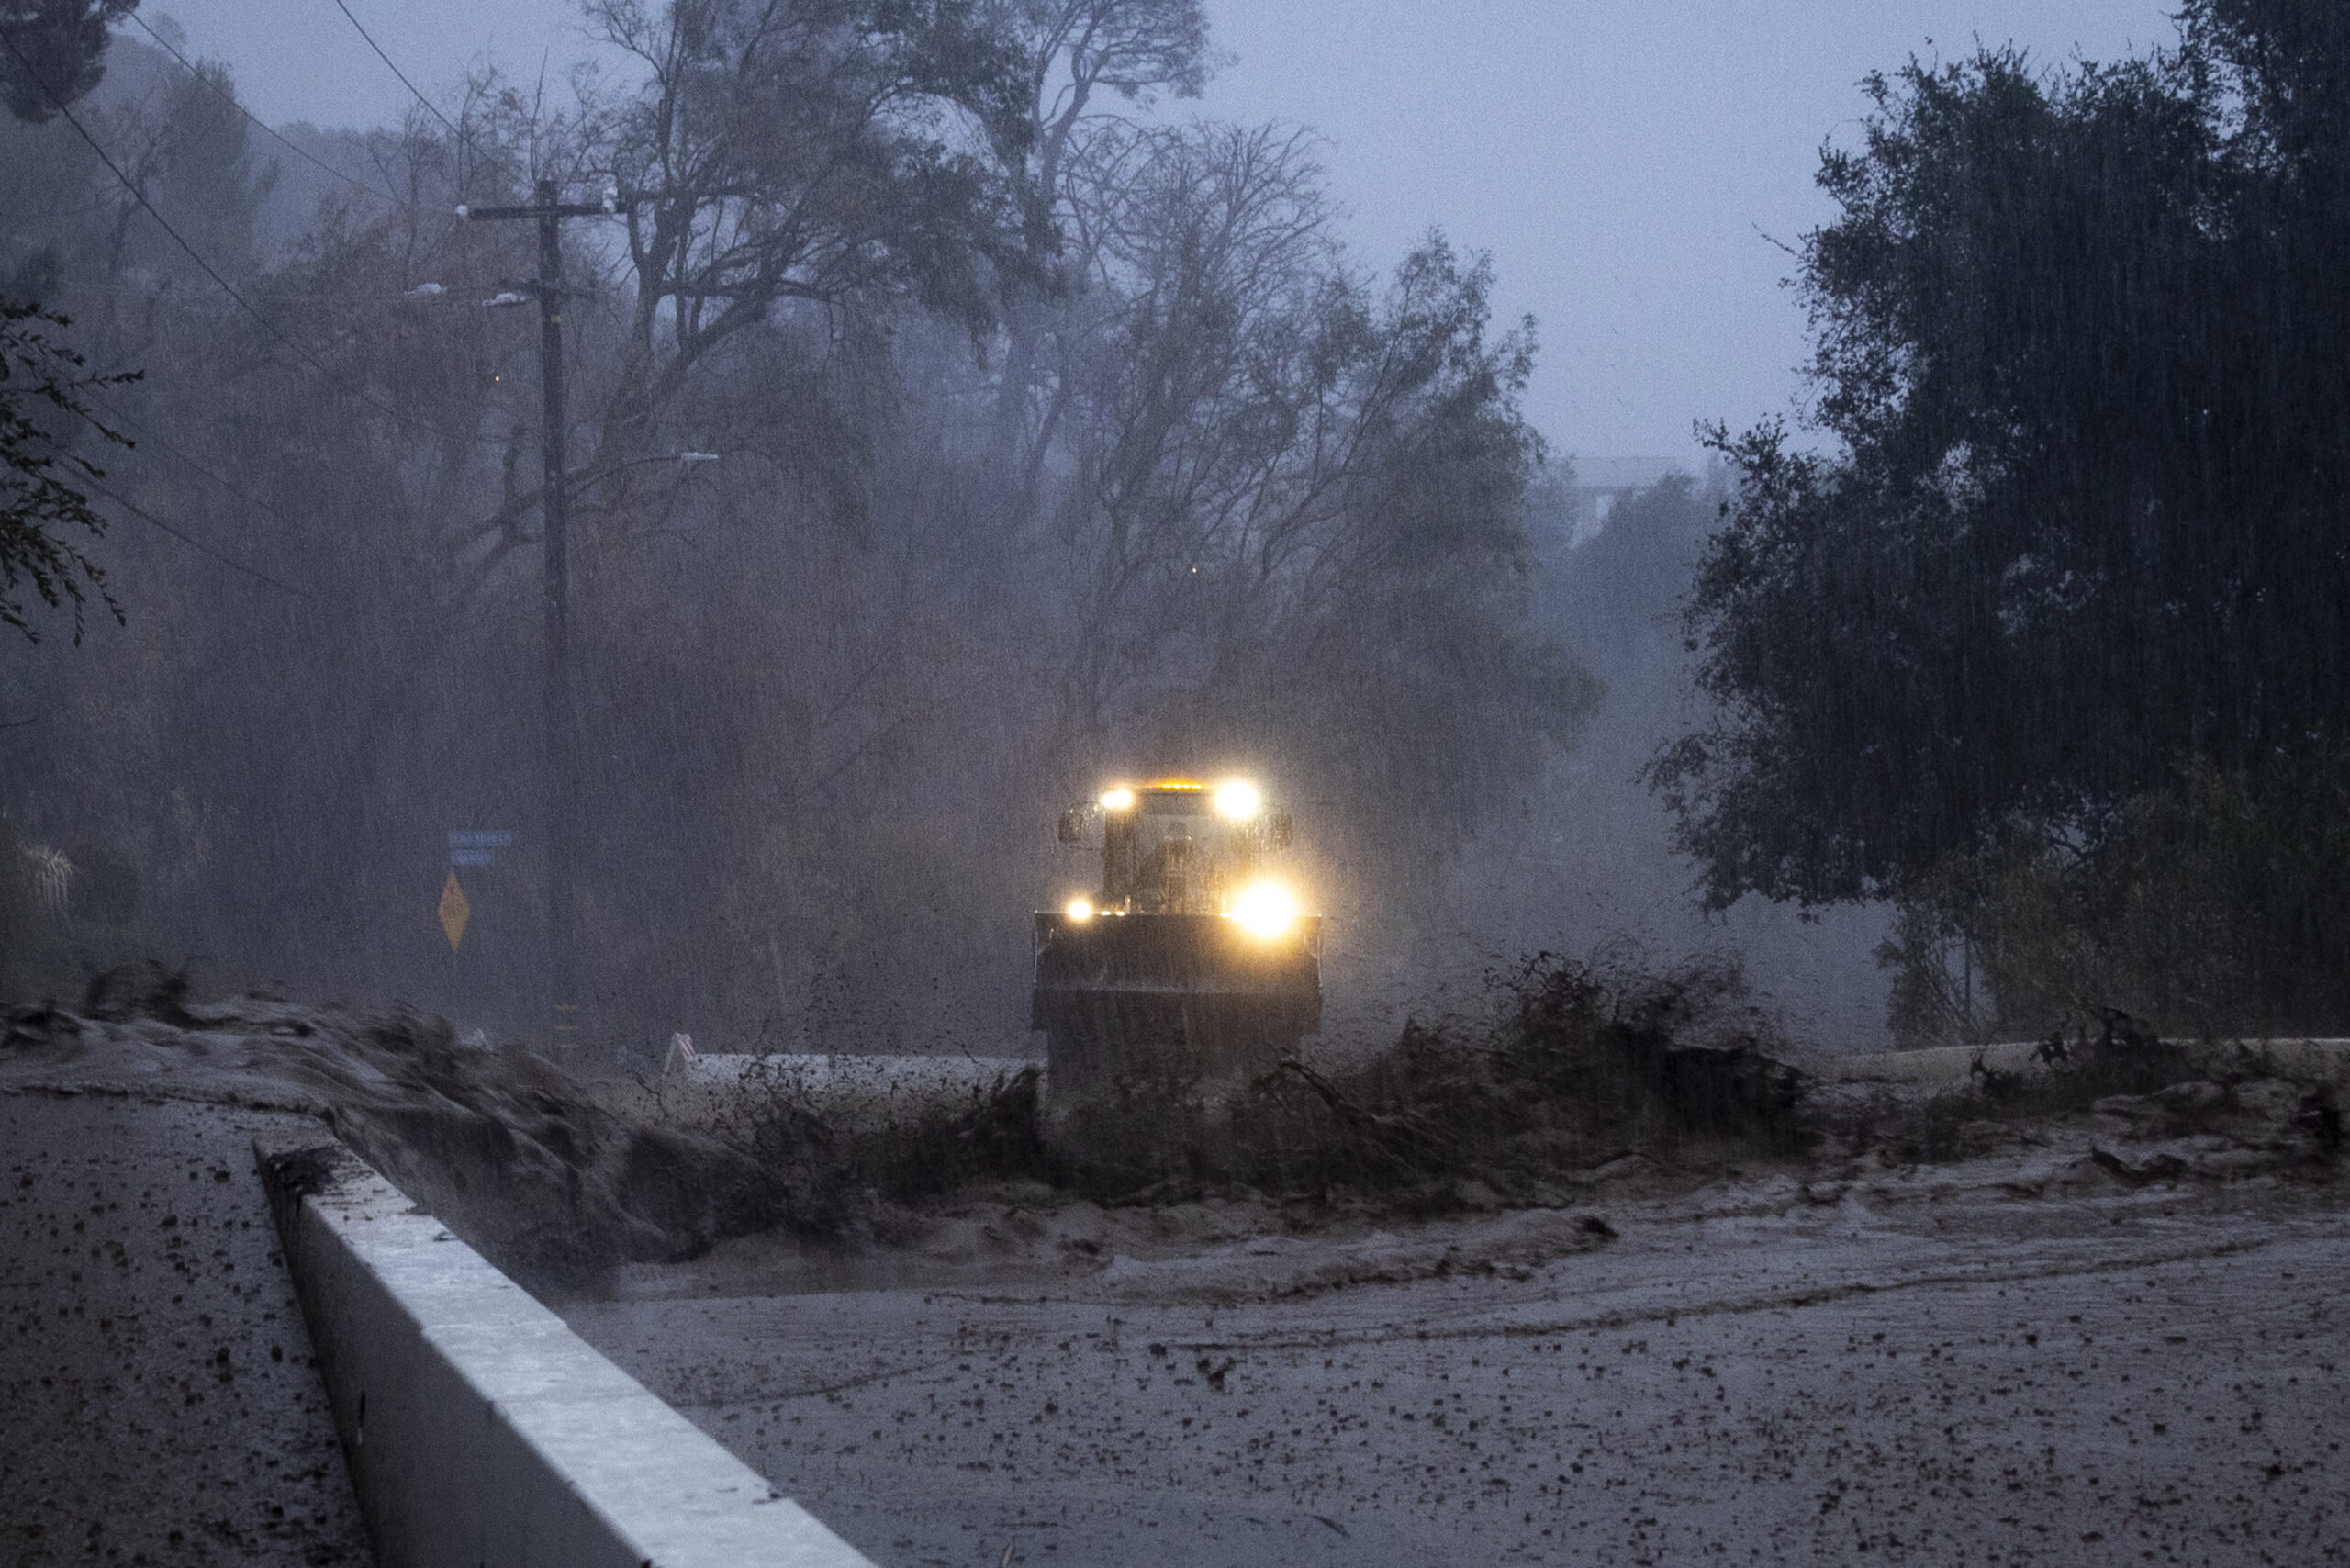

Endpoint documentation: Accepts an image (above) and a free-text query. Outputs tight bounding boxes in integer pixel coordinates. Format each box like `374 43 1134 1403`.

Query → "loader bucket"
1031 912 1321 1089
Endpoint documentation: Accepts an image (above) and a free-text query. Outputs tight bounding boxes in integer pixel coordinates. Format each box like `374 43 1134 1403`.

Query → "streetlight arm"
461 202 615 221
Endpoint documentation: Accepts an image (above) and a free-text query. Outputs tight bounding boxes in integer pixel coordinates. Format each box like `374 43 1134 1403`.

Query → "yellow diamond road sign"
438 869 471 951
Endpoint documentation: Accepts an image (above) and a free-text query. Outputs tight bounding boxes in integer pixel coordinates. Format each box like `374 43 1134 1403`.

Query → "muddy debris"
1046 954 1813 1207
2 972 860 1287
1830 1006 2350 1172
5 960 2339 1296
80 959 202 1026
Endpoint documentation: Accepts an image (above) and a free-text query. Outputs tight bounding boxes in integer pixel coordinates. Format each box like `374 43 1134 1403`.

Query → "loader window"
1136 833 1203 913
1116 795 1235 914
1095 786 1271 913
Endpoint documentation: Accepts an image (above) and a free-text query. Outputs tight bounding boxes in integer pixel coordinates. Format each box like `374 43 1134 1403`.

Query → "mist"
0 5 1904 1054
12 7 2350 1567
4 0 2328 1063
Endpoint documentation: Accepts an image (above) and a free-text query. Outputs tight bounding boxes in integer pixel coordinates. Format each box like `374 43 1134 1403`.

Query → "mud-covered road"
567 1157 2348 1567
6 992 2344 1565
0 1092 371 1567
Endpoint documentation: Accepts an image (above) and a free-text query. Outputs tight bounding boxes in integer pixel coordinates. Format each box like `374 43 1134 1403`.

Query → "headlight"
1214 779 1260 819
1230 880 1297 938
1099 788 1135 812
1065 897 1094 922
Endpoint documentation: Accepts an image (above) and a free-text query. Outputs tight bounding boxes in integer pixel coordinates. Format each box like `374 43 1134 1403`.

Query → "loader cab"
1057 780 1296 918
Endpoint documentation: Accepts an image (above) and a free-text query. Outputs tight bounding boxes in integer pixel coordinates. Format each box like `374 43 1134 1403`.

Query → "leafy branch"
0 297 139 643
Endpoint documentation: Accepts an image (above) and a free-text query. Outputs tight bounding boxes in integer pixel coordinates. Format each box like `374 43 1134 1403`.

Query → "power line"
75 382 314 539
325 0 531 197
0 28 500 452
80 476 321 600
127 14 398 206
77 383 686 601
327 0 492 163
94 380 703 555
87 390 719 608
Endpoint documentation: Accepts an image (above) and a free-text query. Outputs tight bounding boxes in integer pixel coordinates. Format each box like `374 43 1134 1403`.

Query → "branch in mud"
1049 955 1816 1207
1256 1056 1466 1178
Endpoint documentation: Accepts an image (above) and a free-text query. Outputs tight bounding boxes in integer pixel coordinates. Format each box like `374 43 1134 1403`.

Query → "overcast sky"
153 0 2177 468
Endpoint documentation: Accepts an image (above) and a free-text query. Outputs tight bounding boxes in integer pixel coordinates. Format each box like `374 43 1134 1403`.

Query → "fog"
152 0 2177 463
11 8 2350 1564
0 0 2318 1061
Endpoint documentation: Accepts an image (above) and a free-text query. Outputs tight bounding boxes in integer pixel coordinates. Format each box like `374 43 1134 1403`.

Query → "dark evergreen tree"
0 0 136 124
1656 2 2350 1030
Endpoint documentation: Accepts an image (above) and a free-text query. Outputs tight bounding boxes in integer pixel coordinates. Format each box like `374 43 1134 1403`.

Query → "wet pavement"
567 1167 2350 1567
1 1090 371 1568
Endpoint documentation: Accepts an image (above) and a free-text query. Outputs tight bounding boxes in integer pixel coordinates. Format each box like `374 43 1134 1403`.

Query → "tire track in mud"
574 1204 2350 1568
856 1221 2300 1370
576 1190 2346 1413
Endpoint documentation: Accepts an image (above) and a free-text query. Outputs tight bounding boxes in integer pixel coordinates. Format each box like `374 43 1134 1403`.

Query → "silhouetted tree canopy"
1656 2 2350 917
0 0 135 124
0 12 1589 1035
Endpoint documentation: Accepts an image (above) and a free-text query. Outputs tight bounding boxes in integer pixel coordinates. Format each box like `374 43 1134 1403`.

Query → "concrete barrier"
254 1136 877 1568
1819 1036 2350 1086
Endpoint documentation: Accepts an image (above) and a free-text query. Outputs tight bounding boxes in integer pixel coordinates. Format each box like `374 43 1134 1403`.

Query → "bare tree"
982 0 1211 462
1036 118 1589 848
582 0 1034 452
1046 120 1340 736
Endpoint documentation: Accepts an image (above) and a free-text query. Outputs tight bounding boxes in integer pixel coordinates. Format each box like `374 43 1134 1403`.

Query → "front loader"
1031 778 1322 1089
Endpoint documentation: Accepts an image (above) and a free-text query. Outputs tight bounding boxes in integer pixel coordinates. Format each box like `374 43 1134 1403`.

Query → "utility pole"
463 178 612 1054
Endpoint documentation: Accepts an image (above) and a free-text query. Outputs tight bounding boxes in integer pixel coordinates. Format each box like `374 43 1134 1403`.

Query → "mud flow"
7 965 2344 1565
